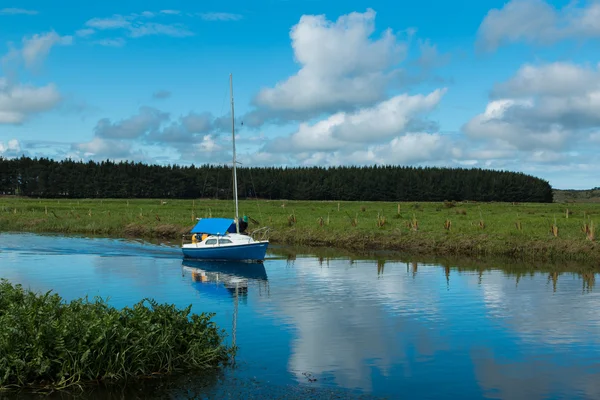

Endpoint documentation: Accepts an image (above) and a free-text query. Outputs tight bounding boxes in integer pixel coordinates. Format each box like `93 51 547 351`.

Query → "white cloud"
180 112 213 133
463 99 570 150
197 12 243 21
371 132 452 164
0 79 61 124
160 10 181 15
8 31 73 70
267 88 445 153
95 107 169 139
129 22 193 38
464 62 600 151
478 0 600 51
247 9 407 124
86 14 131 30
530 150 566 163
591 132 600 142
71 137 132 159
0 139 23 158
175 135 230 163
83 12 194 38
0 8 37 15
291 132 453 166
145 111 230 144
492 62 600 98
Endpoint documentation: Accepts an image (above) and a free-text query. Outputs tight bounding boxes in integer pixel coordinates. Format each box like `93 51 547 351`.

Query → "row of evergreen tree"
0 157 553 202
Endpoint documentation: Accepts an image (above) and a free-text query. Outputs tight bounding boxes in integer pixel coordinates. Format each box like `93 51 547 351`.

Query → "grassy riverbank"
1 197 599 263
0 279 232 391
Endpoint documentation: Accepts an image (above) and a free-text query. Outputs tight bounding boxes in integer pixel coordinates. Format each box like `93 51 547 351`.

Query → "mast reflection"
181 260 269 353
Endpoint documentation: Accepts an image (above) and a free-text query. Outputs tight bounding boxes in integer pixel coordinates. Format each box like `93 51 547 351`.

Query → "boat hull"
182 242 268 262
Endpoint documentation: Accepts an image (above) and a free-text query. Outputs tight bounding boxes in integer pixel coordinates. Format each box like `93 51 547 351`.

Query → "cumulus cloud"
95 107 169 139
267 88 445 153
289 132 456 167
0 79 61 124
75 106 233 164
0 139 23 158
464 62 600 150
71 137 132 159
245 9 407 125
477 0 600 51
491 62 600 98
180 112 213 133
145 111 230 144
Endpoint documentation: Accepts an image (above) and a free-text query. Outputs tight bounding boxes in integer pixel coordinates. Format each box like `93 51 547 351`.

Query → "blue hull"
182 242 268 262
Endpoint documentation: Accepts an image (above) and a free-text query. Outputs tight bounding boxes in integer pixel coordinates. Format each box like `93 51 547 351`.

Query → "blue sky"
1 0 599 189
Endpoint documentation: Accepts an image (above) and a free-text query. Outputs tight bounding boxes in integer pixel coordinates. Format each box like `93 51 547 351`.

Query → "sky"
1 0 599 189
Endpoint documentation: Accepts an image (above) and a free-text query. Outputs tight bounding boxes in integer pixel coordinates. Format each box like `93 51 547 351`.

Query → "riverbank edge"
3 222 599 264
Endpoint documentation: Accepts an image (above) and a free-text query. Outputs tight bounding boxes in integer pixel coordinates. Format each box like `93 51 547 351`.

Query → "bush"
0 279 233 390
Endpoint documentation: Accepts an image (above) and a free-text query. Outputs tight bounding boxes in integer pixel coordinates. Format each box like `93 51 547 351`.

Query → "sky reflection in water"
1 233 599 399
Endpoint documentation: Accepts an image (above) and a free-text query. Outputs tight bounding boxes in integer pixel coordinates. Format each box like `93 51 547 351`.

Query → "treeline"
0 157 553 202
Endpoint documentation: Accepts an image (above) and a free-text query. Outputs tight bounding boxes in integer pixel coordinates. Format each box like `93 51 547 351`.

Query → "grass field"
1 197 599 263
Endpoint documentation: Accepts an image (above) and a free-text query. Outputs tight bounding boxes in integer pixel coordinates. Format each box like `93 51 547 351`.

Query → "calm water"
1 233 600 399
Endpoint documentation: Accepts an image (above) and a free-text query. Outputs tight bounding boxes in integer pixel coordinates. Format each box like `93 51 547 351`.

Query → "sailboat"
181 74 269 262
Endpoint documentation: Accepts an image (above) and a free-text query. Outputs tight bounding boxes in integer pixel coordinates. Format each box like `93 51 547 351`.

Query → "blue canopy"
190 218 236 235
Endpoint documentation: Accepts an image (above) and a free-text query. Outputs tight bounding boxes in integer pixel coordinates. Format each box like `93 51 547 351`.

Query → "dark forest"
0 157 553 202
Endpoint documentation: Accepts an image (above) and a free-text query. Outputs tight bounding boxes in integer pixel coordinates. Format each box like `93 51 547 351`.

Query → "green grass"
0 279 233 391
1 197 599 263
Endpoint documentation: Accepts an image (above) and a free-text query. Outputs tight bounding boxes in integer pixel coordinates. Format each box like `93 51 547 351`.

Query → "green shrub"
0 280 233 390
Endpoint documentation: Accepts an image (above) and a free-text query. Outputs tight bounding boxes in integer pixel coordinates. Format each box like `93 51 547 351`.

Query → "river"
1 233 599 399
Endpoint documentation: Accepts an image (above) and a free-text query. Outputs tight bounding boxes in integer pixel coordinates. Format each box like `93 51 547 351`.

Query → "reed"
551 217 559 237
376 212 386 228
408 214 419 231
583 220 596 241
287 210 297 226
0 279 232 391
444 219 452 231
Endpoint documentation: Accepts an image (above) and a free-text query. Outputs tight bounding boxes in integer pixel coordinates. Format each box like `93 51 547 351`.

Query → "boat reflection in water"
181 260 269 350
181 260 268 294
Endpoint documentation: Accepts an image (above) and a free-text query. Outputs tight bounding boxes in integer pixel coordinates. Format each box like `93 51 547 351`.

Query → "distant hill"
553 188 600 203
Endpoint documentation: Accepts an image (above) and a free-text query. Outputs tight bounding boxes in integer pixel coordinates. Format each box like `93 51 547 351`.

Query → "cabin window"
219 239 232 244
205 239 218 245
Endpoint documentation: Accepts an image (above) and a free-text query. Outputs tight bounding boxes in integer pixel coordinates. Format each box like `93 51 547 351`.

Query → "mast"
230 73 240 234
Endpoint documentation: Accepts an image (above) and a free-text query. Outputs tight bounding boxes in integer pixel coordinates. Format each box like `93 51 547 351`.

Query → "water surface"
1 233 600 399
